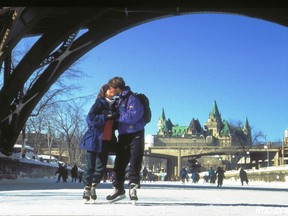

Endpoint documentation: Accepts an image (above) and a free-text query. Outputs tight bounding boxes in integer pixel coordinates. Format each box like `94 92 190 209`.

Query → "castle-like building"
157 100 252 147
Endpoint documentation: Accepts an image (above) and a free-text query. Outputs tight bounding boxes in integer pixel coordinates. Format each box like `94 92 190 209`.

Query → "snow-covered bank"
200 166 288 183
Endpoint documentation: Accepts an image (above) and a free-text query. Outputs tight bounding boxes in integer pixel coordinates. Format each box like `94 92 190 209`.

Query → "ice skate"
129 183 138 205
90 183 97 202
106 187 126 203
82 186 91 203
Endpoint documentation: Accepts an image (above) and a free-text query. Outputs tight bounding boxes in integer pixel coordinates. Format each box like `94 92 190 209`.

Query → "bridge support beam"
177 149 181 177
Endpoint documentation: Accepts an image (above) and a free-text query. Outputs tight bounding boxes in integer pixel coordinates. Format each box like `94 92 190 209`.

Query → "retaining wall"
225 167 288 183
0 157 58 179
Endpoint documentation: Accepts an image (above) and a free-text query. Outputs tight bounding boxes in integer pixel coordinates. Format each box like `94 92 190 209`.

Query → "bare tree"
25 111 47 154
11 40 89 157
229 119 265 166
53 100 86 164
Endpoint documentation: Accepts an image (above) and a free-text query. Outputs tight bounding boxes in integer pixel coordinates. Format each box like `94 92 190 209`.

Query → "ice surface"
0 177 288 216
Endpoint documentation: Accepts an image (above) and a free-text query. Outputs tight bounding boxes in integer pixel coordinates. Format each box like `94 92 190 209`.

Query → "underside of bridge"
0 4 288 155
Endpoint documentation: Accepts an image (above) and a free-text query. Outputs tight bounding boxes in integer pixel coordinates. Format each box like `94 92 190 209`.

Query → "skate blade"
83 198 90 204
83 199 97 204
108 195 126 203
131 200 137 205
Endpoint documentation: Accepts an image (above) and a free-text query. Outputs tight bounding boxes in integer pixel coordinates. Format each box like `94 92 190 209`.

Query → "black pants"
113 130 144 189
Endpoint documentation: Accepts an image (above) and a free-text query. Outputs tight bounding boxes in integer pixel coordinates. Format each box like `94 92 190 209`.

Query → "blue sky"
16 13 287 142
76 13 288 142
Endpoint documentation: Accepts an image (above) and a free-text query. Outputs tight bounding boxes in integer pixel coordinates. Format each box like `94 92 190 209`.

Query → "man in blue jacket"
106 77 145 203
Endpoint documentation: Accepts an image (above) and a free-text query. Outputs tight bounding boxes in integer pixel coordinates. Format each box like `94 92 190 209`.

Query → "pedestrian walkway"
0 178 287 216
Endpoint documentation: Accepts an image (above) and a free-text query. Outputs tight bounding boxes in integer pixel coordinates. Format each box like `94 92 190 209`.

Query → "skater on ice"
71 165 78 183
239 168 249 186
215 166 225 187
79 84 118 203
142 166 149 183
208 167 216 184
55 163 65 183
180 166 187 184
106 77 148 204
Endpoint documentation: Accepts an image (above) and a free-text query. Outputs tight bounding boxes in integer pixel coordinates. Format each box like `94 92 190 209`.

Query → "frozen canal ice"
0 178 288 216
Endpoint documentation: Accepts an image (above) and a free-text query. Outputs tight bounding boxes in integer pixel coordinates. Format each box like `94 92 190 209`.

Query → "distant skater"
239 168 249 186
55 163 64 183
215 166 225 187
71 165 78 183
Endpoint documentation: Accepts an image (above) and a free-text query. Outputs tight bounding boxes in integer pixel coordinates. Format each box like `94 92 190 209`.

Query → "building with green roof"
157 100 252 148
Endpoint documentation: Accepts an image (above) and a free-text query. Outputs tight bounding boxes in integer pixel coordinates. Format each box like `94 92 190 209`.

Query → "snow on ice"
0 176 288 216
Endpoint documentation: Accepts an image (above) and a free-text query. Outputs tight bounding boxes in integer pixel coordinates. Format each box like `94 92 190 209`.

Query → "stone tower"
243 117 252 144
205 100 223 137
157 108 173 136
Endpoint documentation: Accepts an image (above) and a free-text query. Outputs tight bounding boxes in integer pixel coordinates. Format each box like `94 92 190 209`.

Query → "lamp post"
168 130 171 145
246 151 250 169
282 135 285 165
264 145 269 167
21 138 28 158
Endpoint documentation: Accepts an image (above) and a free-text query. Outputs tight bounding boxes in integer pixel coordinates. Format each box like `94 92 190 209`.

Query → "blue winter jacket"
117 86 145 135
79 97 109 152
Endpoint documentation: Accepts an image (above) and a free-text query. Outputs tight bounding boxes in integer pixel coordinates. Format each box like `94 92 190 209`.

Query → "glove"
105 111 120 120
